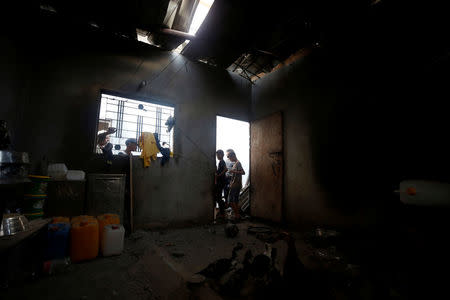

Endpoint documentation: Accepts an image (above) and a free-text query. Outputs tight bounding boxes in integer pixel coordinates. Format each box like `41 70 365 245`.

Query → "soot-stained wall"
251 46 450 228
1 23 251 227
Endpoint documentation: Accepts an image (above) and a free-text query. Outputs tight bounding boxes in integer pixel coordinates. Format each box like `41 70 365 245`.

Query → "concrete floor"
0 221 276 300
1 219 427 300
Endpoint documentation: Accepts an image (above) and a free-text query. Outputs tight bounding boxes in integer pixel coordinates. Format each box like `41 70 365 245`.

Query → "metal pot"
0 213 29 236
0 150 30 184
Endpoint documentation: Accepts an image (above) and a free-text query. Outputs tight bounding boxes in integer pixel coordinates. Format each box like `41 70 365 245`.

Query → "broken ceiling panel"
170 0 199 33
182 1 389 82
182 0 321 79
227 51 281 83
38 0 199 50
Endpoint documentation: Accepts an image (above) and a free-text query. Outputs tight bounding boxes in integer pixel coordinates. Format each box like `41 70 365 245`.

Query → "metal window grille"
97 93 174 155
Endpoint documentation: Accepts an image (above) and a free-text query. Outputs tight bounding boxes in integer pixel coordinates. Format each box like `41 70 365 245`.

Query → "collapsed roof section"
32 0 450 84
181 0 424 83
181 0 323 82
39 0 200 50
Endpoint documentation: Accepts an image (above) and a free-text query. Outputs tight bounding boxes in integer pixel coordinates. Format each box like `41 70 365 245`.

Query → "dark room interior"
1 1 450 299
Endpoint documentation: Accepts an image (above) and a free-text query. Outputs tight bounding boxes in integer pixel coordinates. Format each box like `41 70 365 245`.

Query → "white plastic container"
47 163 68 180
101 224 125 256
66 170 85 181
399 180 450 206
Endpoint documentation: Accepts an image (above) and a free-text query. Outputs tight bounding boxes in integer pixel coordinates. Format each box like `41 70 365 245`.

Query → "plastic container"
97 213 120 243
66 170 85 181
47 163 68 180
23 211 44 220
399 180 450 206
43 258 71 275
52 216 70 224
101 224 125 256
70 219 99 263
25 175 50 194
46 223 71 260
71 215 95 224
22 194 46 220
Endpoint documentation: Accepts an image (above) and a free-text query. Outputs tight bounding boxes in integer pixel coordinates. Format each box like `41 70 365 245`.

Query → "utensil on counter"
0 213 29 237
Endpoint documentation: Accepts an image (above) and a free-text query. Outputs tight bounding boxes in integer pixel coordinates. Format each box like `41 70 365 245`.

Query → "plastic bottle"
42 258 71 275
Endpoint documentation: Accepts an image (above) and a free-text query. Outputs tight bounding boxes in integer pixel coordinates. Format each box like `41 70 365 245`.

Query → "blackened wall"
1 19 251 227
0 36 28 148
251 4 450 227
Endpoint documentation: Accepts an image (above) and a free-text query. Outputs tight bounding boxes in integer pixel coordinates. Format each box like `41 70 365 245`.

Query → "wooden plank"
130 155 134 233
250 112 283 222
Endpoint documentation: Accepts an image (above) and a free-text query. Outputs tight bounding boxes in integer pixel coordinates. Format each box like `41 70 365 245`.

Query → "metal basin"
0 214 29 236
0 150 30 184
0 151 30 164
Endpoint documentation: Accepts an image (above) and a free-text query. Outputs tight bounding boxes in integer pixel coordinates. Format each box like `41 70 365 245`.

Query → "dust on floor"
1 220 418 300
0 221 276 300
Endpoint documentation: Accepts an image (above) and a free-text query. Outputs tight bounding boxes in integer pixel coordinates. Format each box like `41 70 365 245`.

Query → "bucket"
25 175 50 195
22 194 46 219
23 211 44 220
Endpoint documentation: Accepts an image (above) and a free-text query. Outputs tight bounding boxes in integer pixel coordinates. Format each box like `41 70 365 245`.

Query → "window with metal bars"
96 93 174 156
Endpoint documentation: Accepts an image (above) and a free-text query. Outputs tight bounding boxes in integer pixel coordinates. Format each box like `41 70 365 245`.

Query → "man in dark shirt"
96 127 116 166
118 138 137 157
214 150 227 218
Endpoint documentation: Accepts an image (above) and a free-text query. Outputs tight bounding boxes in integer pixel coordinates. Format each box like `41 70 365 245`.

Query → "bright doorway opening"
216 116 250 185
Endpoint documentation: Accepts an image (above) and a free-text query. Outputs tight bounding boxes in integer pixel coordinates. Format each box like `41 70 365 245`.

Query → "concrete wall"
1 22 250 227
251 48 450 228
0 36 28 148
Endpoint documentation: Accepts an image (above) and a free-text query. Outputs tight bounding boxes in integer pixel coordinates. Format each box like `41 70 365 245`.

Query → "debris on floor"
224 223 239 238
1 221 416 300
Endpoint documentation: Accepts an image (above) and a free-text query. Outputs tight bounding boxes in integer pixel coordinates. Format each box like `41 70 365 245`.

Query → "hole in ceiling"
189 0 215 35
136 0 215 53
175 0 215 54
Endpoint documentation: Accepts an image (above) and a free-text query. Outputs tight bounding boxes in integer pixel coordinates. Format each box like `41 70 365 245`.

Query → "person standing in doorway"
214 150 227 219
224 149 235 206
227 150 245 221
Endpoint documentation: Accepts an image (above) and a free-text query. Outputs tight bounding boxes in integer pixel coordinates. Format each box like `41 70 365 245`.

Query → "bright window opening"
96 93 174 156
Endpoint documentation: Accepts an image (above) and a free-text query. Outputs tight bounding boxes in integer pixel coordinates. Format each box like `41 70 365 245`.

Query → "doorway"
216 113 283 222
215 116 250 219
216 116 250 185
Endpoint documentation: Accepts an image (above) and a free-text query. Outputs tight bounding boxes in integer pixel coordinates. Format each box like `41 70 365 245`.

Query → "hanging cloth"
139 132 159 167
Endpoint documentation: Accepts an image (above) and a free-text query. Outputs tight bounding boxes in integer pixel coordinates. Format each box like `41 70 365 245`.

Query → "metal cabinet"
46 180 86 217
86 174 125 222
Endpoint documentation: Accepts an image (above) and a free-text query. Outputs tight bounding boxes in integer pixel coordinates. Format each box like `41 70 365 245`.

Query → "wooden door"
250 112 283 222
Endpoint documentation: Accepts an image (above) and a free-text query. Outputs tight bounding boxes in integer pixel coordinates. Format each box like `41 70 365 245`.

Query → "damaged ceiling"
37 0 198 50
181 0 450 82
16 1 450 83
